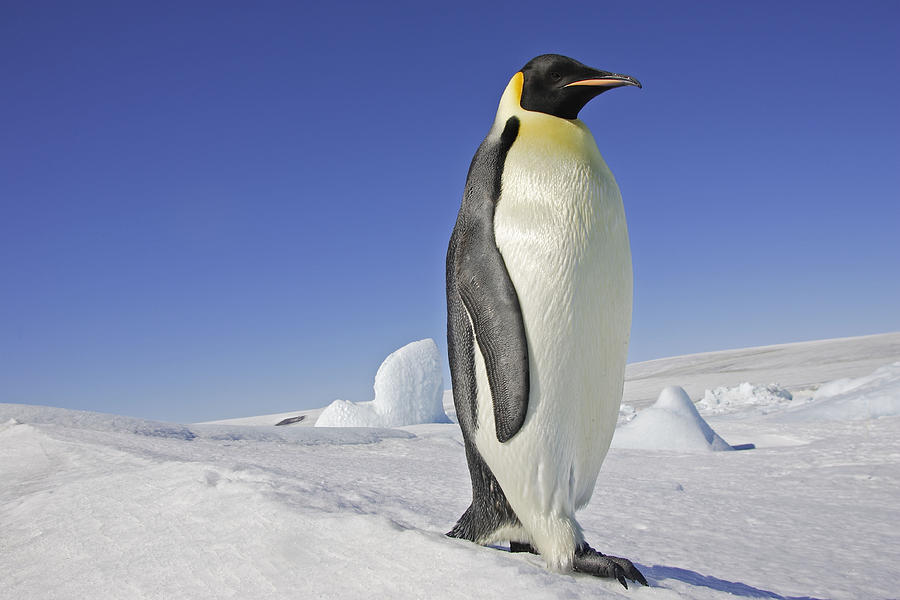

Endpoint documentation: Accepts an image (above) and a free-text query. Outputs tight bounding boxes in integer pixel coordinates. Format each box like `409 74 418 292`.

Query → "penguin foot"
573 543 648 589
509 541 538 554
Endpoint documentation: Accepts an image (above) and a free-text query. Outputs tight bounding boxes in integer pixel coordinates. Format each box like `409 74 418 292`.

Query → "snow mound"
779 362 900 422
316 339 448 428
696 382 794 416
612 386 733 451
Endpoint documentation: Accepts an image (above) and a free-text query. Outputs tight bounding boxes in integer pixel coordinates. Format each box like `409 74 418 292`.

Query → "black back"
445 116 527 540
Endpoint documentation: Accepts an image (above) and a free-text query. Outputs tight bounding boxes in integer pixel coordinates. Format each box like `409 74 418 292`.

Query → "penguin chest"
475 121 633 509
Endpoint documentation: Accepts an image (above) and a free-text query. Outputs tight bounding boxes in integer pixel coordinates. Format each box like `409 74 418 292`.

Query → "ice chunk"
617 403 636 426
697 382 794 416
316 339 449 428
612 386 733 451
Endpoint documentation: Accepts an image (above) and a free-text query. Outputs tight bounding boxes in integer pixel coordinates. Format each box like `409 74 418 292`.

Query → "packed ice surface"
611 386 733 451
316 339 449 428
2 332 899 600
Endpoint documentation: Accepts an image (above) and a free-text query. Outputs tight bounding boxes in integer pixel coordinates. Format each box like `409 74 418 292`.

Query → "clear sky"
2 1 898 423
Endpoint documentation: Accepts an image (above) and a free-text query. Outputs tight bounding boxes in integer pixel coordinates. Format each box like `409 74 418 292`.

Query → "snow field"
2 332 899 599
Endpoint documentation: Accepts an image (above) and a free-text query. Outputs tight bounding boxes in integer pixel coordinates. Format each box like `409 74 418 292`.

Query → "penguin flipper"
446 204 523 537
452 117 529 443
456 237 529 443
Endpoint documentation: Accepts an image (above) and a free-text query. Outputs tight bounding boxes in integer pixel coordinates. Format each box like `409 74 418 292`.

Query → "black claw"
607 556 648 586
573 543 648 587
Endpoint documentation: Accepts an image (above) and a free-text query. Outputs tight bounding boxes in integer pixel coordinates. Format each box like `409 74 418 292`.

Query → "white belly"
471 117 632 531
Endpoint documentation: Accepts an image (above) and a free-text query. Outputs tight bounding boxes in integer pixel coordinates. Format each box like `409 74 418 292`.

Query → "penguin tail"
446 504 481 541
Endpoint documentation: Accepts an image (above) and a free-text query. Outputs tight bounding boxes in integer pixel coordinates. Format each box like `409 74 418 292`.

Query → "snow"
0 403 414 446
2 331 899 599
200 406 325 427
696 382 795 416
612 386 733 451
778 361 900 422
442 389 458 423
622 332 900 410
617 402 636 425
315 339 449 428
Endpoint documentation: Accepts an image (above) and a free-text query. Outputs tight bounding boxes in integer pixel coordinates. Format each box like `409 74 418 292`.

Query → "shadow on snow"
643 564 827 600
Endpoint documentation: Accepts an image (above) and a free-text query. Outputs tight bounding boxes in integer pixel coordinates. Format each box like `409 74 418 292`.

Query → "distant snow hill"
2 331 898 600
621 331 900 410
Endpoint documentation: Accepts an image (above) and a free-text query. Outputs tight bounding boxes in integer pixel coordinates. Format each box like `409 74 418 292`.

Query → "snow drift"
612 386 733 451
0 404 414 447
779 361 900 422
316 339 448 428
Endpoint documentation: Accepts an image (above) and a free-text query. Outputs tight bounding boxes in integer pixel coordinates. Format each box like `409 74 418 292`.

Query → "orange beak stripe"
564 78 632 87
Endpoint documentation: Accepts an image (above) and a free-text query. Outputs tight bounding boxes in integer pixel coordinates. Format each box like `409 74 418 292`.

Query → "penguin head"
519 54 641 120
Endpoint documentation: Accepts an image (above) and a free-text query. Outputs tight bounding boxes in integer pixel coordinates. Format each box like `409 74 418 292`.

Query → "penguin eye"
550 71 562 81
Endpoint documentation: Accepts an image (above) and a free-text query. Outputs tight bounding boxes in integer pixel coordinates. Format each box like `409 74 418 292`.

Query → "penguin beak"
565 72 642 90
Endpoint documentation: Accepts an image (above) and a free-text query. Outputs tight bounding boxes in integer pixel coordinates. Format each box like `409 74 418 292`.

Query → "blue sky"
2 1 898 422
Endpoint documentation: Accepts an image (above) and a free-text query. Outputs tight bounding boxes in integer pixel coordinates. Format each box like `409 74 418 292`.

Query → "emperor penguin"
446 54 646 587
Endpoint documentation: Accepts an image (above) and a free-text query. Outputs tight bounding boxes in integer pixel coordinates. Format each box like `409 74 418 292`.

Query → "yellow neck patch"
496 72 525 121
493 71 592 153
